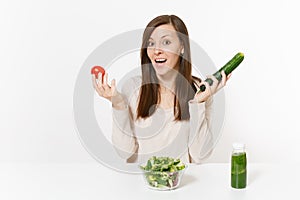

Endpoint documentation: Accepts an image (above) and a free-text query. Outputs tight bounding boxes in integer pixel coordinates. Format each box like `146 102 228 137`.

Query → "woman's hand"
92 73 126 109
193 70 231 103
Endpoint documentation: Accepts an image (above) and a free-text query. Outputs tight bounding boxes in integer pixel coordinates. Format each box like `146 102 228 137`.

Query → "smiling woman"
146 24 183 76
138 16 196 120
92 15 230 164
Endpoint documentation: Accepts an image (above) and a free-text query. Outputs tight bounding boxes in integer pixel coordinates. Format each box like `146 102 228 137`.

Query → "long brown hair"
137 15 199 121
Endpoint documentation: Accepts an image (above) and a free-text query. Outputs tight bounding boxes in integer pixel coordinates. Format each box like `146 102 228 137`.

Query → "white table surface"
0 163 298 200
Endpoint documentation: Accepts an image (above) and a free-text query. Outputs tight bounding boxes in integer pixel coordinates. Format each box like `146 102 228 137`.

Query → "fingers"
111 79 117 97
97 73 103 88
102 73 108 85
221 70 226 86
204 80 214 96
111 79 116 91
92 74 105 96
195 81 213 102
207 75 218 86
92 74 98 89
227 73 232 80
96 73 110 89
216 71 228 91
102 73 110 91
92 72 118 100
196 70 232 102
206 75 218 93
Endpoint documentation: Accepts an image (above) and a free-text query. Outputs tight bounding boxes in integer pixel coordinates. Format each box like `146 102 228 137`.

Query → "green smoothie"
231 152 247 189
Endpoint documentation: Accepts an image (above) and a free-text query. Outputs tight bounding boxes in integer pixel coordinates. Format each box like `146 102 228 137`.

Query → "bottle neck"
232 148 245 154
232 143 246 154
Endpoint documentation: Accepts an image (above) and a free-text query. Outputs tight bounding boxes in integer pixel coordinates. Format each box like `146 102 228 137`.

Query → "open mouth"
155 58 167 64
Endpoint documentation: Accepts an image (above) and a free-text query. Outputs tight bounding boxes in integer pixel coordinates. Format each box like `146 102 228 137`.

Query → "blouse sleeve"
188 96 214 163
111 78 139 160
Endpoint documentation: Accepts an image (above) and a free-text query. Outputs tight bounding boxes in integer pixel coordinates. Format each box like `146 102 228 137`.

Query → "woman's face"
147 24 183 76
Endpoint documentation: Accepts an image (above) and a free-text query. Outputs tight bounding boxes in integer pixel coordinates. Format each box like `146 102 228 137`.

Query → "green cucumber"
199 52 244 92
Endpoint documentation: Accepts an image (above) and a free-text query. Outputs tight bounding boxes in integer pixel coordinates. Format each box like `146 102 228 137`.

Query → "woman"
92 15 229 164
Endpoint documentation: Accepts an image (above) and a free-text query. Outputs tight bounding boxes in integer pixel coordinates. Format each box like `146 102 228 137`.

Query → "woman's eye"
147 41 154 47
162 40 171 45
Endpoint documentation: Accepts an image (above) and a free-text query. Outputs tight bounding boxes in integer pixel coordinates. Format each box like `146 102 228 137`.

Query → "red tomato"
91 66 105 79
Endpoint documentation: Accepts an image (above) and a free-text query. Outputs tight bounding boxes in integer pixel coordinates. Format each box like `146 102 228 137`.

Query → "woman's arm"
188 71 229 163
188 97 213 163
111 105 139 160
92 73 138 160
111 77 140 160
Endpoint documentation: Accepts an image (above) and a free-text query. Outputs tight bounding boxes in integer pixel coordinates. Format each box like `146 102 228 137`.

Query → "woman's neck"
156 69 178 93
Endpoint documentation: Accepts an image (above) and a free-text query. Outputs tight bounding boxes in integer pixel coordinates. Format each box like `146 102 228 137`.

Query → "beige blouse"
111 76 213 164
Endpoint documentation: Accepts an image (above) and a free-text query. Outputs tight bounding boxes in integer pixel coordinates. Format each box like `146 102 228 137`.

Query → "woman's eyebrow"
161 34 171 38
149 34 172 40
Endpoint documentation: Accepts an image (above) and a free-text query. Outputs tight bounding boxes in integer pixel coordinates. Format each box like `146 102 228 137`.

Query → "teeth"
155 58 166 62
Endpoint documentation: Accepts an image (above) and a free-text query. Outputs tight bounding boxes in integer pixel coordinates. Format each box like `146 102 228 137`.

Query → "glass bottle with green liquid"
231 143 247 189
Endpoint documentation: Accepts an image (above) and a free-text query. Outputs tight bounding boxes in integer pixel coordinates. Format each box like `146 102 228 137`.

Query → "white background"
1 0 300 165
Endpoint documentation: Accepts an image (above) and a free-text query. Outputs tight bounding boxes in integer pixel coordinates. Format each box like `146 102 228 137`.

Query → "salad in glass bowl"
139 156 187 190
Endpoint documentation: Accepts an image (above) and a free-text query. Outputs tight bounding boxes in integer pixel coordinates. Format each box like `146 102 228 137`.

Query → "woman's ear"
180 48 184 54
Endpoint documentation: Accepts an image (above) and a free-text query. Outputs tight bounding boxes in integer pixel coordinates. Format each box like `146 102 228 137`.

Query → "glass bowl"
140 165 187 190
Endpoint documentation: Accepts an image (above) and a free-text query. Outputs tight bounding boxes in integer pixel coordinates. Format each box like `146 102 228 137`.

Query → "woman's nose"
154 46 163 55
